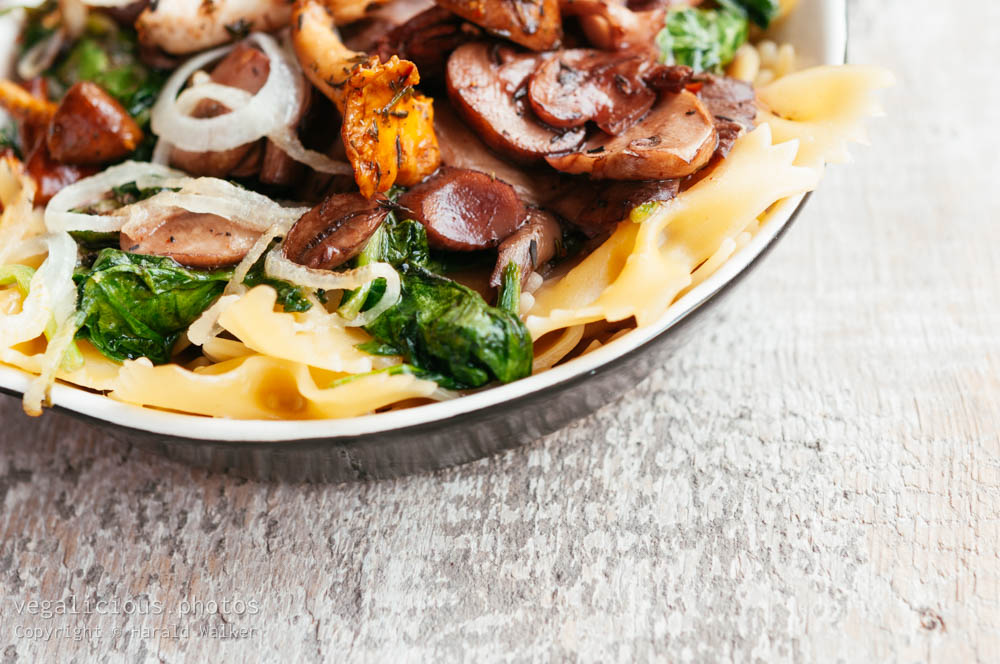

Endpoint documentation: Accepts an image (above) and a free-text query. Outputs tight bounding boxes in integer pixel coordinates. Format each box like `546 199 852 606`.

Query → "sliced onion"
267 128 353 176
17 28 65 80
186 294 240 347
265 249 401 327
175 81 253 115
225 220 294 295
44 161 183 232
122 188 307 234
19 232 80 415
151 33 303 153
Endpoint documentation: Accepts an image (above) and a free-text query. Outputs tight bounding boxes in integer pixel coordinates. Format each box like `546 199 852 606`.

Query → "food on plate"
0 0 891 419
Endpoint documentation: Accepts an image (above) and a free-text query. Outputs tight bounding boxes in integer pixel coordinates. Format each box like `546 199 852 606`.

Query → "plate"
0 0 848 481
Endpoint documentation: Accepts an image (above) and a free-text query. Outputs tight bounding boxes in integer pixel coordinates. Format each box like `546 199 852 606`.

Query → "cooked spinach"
242 253 313 313
497 262 521 315
338 212 431 319
50 15 166 128
0 124 22 160
74 249 232 364
722 0 780 29
656 4 749 72
362 264 532 389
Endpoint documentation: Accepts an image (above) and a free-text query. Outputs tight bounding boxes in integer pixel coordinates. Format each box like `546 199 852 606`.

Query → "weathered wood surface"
1 1 998 661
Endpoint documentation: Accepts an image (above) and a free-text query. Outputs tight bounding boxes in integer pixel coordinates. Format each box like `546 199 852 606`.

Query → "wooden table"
2 1 997 660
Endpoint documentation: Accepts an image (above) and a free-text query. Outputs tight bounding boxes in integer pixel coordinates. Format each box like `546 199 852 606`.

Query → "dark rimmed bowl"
0 0 847 481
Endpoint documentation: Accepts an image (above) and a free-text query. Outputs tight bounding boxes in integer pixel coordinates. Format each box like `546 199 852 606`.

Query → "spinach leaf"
497 262 521 315
362 264 532 389
338 212 431 319
721 0 779 29
656 4 749 72
75 249 231 364
243 255 313 313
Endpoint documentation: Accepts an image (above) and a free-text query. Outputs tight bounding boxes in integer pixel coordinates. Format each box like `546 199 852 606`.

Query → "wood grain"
2 1 998 661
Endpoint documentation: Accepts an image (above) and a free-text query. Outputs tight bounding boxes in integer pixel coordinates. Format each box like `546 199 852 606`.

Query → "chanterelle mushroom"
291 0 441 198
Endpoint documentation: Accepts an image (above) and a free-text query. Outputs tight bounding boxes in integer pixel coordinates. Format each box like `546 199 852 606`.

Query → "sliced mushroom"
434 100 569 206
46 82 143 165
528 50 653 135
559 0 664 53
119 210 261 269
398 167 527 251
548 178 678 237
695 73 757 159
489 208 561 288
545 90 717 180
282 193 390 270
170 43 270 177
447 42 585 164
136 0 294 56
436 0 561 51
373 6 483 80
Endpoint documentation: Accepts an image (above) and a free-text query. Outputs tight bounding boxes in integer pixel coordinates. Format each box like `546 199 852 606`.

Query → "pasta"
0 0 891 420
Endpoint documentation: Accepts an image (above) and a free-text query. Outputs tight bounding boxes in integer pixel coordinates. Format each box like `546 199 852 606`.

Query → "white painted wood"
1 1 998 661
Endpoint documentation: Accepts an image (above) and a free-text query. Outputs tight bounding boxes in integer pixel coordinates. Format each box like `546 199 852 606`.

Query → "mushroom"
282 193 391 270
559 0 666 53
527 50 687 136
372 6 483 79
46 82 144 166
435 0 562 51
548 179 679 237
136 0 296 56
398 167 528 251
169 43 271 178
446 42 585 164
489 208 562 288
291 0 441 197
695 73 757 159
545 90 717 180
434 100 569 206
119 211 262 269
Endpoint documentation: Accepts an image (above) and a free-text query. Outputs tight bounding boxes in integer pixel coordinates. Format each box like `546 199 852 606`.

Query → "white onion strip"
19 232 81 415
267 128 353 176
150 33 303 153
264 250 401 328
44 161 182 232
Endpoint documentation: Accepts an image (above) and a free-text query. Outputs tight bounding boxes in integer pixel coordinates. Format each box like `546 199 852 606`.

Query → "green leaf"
328 363 446 388
242 253 313 313
721 0 780 29
497 262 521 315
363 264 532 390
75 249 232 364
0 265 36 296
656 5 749 73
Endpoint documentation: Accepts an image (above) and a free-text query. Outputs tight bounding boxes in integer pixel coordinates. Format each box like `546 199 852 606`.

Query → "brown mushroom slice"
436 0 561 51
170 43 270 177
528 50 660 135
282 193 390 270
559 0 664 53
447 42 585 164
489 208 561 288
434 100 569 206
120 210 261 269
398 167 527 251
373 6 483 80
695 73 756 159
46 82 144 165
548 178 678 237
545 90 717 180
